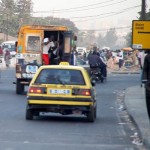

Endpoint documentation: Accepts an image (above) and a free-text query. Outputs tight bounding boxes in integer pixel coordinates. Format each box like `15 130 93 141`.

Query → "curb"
110 71 140 74
124 86 150 149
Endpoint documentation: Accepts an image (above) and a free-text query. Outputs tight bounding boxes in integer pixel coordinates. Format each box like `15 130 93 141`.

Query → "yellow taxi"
26 62 97 122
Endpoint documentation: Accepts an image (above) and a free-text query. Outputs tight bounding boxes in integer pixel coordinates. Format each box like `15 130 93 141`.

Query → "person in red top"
0 45 3 56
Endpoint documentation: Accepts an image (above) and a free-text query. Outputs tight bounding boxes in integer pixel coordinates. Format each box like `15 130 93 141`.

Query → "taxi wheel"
26 109 33 120
87 107 95 122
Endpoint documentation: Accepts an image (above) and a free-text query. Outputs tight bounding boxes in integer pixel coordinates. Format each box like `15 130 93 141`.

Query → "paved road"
0 68 147 150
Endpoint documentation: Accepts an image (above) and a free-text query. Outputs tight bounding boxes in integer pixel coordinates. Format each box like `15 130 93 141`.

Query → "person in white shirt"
42 38 51 65
117 50 124 70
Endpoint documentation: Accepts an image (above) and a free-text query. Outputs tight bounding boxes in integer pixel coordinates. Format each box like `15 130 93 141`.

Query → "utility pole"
141 0 146 20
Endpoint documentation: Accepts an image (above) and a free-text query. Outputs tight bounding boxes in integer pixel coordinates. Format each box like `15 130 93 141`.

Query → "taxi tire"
87 107 95 122
26 109 33 120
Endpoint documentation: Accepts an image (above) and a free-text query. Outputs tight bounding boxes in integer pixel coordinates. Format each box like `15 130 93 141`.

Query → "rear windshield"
27 36 40 51
35 69 86 85
3 44 15 51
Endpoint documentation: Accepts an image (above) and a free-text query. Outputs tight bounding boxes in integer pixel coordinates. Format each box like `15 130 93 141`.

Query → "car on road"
26 62 97 122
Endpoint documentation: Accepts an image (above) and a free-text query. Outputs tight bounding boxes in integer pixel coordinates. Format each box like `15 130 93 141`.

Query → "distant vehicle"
26 62 97 122
15 25 77 94
76 47 86 56
1 41 16 57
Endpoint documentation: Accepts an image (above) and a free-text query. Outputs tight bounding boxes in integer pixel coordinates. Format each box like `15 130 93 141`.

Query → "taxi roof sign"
59 62 70 65
132 20 150 50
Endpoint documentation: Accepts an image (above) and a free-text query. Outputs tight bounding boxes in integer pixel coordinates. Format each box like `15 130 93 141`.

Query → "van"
15 25 77 94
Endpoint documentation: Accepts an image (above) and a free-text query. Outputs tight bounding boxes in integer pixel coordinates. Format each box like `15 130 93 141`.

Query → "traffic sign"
132 20 150 50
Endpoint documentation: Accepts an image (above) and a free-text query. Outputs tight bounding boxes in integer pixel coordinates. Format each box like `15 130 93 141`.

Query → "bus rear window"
27 36 40 52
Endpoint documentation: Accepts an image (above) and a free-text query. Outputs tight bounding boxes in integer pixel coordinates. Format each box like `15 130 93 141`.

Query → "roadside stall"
121 47 134 68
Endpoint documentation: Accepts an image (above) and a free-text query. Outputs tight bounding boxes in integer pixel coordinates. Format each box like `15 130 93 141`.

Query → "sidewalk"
125 85 150 148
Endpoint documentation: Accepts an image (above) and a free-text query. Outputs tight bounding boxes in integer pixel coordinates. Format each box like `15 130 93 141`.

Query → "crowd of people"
83 47 143 71
75 44 145 81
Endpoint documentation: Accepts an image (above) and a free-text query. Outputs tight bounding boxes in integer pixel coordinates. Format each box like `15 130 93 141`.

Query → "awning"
121 47 133 51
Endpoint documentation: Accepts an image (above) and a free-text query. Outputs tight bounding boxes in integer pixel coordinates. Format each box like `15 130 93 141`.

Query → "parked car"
26 62 97 122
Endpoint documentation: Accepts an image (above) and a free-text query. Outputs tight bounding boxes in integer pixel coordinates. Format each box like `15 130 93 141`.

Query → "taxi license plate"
50 89 71 95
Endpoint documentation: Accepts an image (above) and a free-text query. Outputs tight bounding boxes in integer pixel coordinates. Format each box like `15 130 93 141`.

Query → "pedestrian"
117 50 124 70
4 48 11 67
142 50 150 119
42 38 51 65
0 45 3 56
48 36 57 65
137 50 143 69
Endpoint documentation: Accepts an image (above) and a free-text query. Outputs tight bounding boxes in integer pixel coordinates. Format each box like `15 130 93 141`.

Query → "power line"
53 0 128 13
70 5 140 19
78 26 131 31
72 5 140 22
32 0 128 13
46 0 126 12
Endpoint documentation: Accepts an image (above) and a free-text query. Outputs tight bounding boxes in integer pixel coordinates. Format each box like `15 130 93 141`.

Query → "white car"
1 41 16 57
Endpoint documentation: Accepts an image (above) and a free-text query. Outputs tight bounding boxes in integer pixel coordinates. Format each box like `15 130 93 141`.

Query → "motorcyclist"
88 44 107 79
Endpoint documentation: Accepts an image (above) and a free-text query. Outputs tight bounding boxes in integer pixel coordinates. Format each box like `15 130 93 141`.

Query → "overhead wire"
79 25 131 31
51 0 128 13
69 5 141 22
32 0 128 13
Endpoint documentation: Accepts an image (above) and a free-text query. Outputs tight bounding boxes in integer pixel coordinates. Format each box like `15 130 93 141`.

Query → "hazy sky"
32 0 150 34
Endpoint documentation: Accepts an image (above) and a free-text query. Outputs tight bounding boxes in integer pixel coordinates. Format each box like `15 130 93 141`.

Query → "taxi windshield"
35 69 85 85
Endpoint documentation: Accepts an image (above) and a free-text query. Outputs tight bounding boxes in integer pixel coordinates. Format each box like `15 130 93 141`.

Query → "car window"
35 69 86 85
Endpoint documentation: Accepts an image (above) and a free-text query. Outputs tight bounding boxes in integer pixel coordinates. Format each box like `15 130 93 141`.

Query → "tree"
125 31 132 47
0 0 16 39
0 0 33 38
104 28 118 48
96 33 105 48
15 0 33 25
0 0 79 39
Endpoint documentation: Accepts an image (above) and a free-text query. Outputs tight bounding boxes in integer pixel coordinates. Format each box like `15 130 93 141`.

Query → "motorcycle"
90 67 104 83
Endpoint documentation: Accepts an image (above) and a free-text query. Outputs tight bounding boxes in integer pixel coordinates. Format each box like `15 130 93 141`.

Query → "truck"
15 25 77 94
